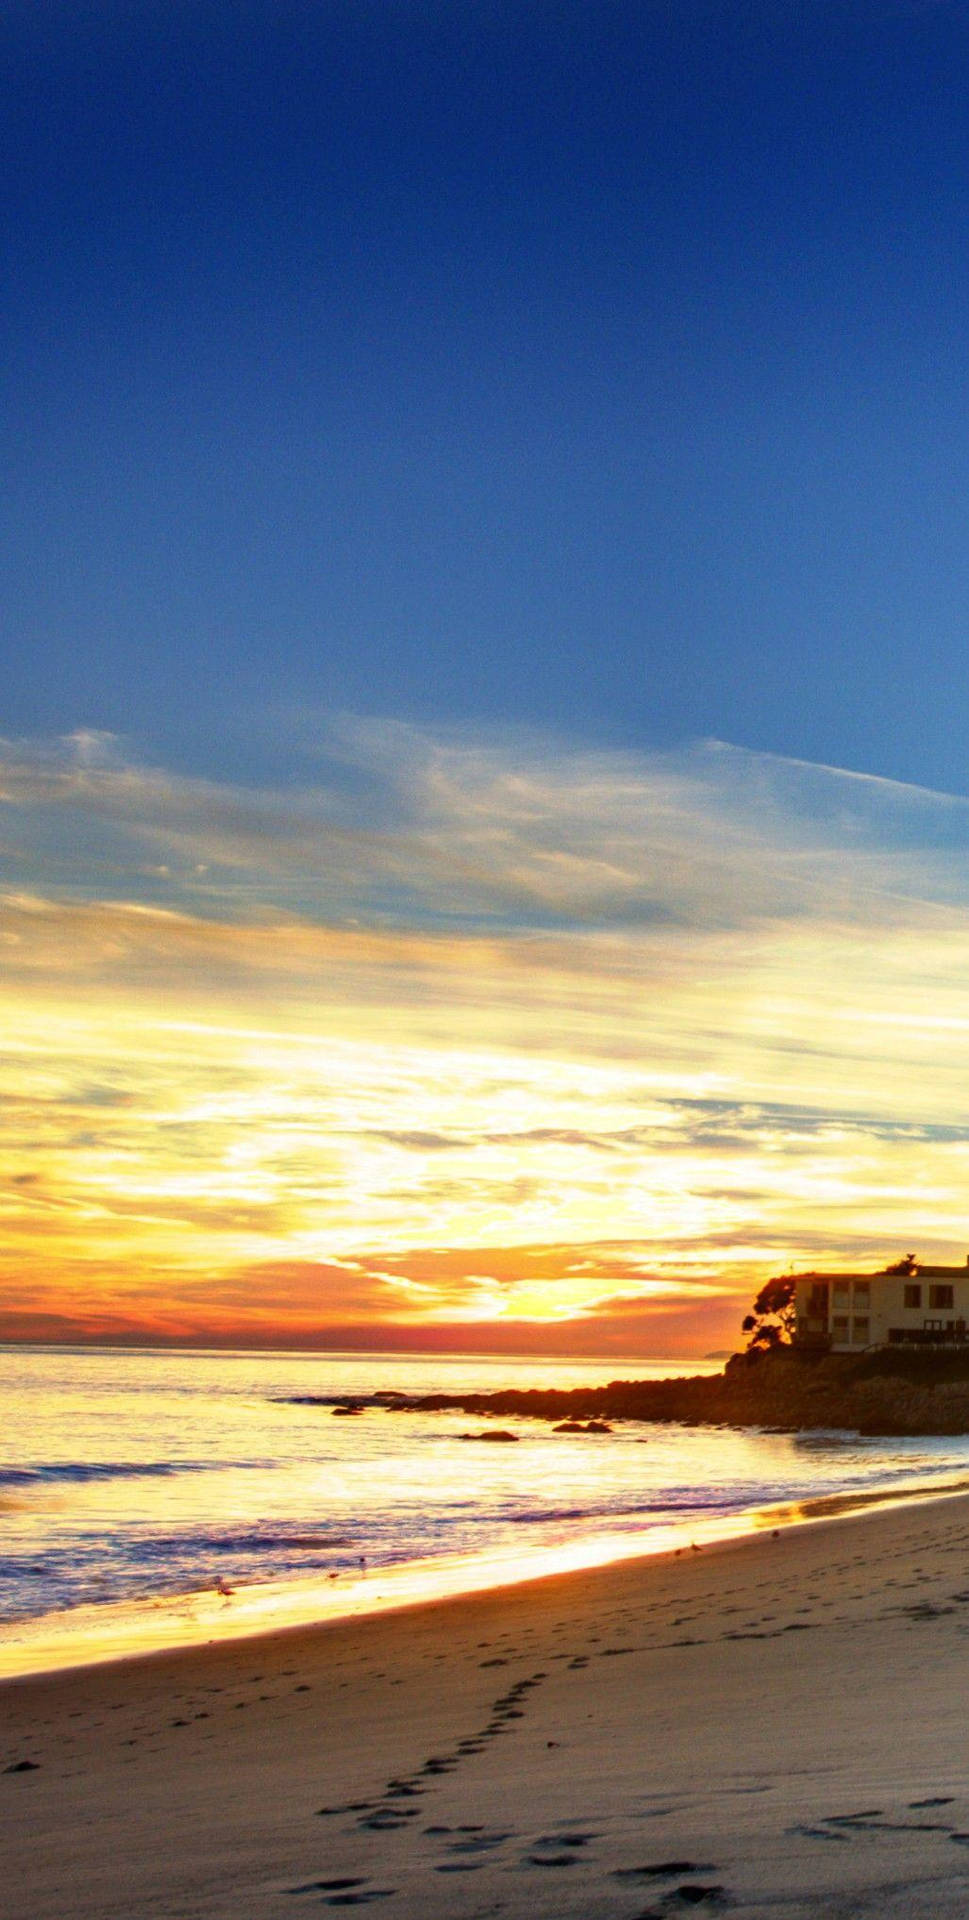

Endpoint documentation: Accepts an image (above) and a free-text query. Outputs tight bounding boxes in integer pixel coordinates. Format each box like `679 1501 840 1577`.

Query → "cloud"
7 716 969 1349
7 718 969 936
0 1240 742 1354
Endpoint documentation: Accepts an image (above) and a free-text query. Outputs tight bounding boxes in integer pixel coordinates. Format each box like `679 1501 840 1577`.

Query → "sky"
5 1 969 1354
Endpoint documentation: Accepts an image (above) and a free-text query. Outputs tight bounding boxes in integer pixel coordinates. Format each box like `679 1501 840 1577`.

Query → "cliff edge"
402 1346 969 1436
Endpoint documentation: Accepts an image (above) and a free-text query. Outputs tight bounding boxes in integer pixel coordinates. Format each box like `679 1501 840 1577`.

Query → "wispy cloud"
7 720 969 930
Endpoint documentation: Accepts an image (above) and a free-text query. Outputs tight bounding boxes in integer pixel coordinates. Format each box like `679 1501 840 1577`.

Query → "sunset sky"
6 2 969 1354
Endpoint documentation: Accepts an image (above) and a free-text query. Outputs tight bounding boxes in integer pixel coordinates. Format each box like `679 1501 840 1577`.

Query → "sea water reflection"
3 1345 969 1673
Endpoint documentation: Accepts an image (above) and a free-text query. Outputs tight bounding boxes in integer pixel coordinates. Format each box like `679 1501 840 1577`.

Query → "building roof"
794 1261 969 1281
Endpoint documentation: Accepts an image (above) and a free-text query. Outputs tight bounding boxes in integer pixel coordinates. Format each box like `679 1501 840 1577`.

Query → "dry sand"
6 1493 969 1918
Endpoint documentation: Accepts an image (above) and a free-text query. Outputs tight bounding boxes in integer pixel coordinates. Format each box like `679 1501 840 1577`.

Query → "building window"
853 1281 870 1305
832 1315 850 1339
852 1318 870 1345
808 1283 829 1314
833 1283 850 1308
904 1284 922 1309
925 1319 944 1333
930 1285 954 1309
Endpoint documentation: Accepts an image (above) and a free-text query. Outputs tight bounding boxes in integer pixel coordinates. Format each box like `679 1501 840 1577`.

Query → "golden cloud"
5 721 969 1350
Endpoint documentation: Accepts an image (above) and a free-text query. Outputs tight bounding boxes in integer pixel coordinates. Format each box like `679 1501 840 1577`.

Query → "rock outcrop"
397 1346 969 1436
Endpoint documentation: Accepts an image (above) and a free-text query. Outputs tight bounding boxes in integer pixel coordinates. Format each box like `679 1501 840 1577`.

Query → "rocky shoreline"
395 1346 969 1436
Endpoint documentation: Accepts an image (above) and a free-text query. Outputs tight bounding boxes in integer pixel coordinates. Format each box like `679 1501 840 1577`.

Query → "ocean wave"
7 1347 969 1642
0 1526 360 1620
500 1461 963 1528
0 1459 267 1487
131 1529 355 1557
502 1495 732 1525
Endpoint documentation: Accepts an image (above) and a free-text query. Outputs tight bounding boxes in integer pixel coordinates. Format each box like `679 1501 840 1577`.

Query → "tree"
886 1253 918 1275
741 1273 797 1351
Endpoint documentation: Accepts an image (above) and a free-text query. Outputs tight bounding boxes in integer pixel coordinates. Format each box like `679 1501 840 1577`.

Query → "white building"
794 1258 969 1352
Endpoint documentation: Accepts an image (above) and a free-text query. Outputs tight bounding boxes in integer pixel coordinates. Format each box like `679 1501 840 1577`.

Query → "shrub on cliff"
741 1274 796 1352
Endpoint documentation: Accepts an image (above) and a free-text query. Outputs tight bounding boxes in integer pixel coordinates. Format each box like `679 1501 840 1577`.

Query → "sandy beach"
6 1494 969 1919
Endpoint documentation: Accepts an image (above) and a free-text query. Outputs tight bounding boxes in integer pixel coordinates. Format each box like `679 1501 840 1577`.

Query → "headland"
396 1344 969 1435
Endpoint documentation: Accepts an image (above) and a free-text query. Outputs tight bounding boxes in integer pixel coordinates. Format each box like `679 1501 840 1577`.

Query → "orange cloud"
6 722 969 1355
0 1243 741 1356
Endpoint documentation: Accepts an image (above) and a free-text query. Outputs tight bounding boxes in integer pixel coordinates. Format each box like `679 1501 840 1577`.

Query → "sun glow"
6 727 969 1351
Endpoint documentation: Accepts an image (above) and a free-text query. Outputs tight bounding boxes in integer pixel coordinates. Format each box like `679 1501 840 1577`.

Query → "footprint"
441 1829 512 1856
325 1894 395 1909
668 1892 728 1908
613 1862 715 1880
289 1880 367 1895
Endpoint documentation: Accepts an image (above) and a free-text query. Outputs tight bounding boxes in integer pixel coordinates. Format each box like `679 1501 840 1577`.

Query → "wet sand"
6 1492 969 1918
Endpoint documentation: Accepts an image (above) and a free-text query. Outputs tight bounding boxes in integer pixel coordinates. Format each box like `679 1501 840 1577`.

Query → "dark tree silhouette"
886 1253 918 1275
741 1273 797 1351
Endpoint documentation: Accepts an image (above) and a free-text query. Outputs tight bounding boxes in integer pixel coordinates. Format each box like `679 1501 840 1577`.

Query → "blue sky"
8 2 969 1349
6 0 969 788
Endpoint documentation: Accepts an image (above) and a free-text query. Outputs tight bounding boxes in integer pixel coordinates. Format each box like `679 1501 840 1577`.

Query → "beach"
6 1494 969 1918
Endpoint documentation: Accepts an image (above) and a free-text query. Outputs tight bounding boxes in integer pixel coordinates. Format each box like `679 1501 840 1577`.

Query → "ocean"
3 1344 969 1675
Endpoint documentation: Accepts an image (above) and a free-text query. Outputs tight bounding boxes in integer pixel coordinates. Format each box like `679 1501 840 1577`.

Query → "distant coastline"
392 1345 969 1437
